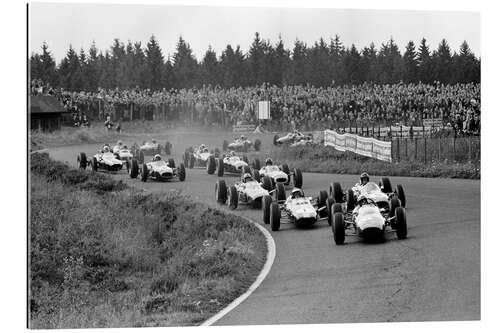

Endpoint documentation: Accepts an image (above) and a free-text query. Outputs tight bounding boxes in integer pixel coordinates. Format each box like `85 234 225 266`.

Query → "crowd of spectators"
30 79 480 135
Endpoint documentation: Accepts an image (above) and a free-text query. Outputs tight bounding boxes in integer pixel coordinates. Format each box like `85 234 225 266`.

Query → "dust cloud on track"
47 134 480 325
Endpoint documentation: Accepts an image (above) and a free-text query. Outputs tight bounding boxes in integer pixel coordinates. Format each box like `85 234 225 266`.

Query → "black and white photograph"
13 0 496 331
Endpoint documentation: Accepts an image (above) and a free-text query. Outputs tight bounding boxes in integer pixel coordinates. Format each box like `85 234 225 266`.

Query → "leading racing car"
263 187 329 231
222 135 261 152
129 154 186 182
330 183 408 245
273 130 309 146
215 173 283 209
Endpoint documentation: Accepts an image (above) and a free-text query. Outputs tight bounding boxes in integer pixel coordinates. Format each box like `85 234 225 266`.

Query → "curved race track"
48 143 480 325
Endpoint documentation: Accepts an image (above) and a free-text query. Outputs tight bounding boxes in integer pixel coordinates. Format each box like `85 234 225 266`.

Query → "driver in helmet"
228 150 235 157
102 144 111 153
352 172 370 195
153 154 162 162
265 158 273 166
240 135 246 141
241 173 253 183
291 188 304 199
113 140 123 153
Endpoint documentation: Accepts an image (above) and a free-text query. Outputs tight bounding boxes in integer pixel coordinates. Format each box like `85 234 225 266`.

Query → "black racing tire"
77 152 87 170
389 197 401 218
395 207 408 239
331 182 343 203
275 183 286 202
177 163 186 181
217 158 224 177
254 139 261 151
253 158 261 170
333 203 343 214
281 164 291 184
395 184 406 208
222 140 229 151
346 189 356 212
318 190 328 218
207 155 217 174
91 157 98 172
332 212 346 245
228 185 238 210
164 141 171 155
129 159 139 178
380 177 393 193
273 134 279 146
215 179 227 204
253 169 261 182
326 197 335 226
141 163 148 182
242 165 251 175
293 168 303 188
262 195 272 224
261 176 273 191
168 158 176 169
271 202 281 231
242 155 249 164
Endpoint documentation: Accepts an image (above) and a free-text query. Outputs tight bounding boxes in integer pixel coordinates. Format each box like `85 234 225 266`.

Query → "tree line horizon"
30 33 480 91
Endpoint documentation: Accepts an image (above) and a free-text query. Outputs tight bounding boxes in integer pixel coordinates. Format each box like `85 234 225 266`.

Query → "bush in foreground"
29 154 266 328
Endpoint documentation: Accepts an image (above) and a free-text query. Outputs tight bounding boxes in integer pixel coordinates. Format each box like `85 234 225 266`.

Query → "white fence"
324 130 392 162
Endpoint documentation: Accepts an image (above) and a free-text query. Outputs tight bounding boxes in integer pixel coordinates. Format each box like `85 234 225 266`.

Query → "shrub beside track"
29 153 266 328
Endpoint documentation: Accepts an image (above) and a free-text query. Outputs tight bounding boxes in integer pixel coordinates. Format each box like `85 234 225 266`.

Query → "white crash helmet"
117 140 123 146
102 145 110 153
153 154 162 161
291 188 304 199
242 173 253 183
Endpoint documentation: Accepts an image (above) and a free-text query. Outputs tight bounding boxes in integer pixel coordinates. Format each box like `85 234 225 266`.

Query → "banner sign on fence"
422 118 443 128
258 101 270 119
233 124 256 132
324 130 392 162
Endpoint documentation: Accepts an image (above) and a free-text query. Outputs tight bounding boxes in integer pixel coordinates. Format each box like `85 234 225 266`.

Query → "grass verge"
263 145 480 179
29 153 266 328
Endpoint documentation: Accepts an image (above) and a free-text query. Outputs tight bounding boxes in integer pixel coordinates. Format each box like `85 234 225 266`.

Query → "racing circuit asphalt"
47 142 480 325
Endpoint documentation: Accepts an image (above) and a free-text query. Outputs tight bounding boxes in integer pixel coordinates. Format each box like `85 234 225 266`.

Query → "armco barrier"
324 130 392 162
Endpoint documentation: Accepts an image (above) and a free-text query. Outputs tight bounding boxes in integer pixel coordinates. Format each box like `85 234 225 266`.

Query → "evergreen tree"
432 38 453 83
201 46 219 86
145 35 165 90
403 41 418 83
417 38 432 83
58 45 82 90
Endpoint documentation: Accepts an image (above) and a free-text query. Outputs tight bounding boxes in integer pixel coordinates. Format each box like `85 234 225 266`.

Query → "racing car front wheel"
330 182 343 203
228 185 238 210
217 158 224 177
77 152 87 170
215 180 227 204
395 184 406 208
346 189 356 212
270 202 281 231
178 163 186 181
168 158 176 169
380 177 393 193
141 164 148 182
332 212 346 245
318 190 328 218
91 157 98 172
293 168 303 188
261 176 273 191
326 197 335 226
395 207 407 239
275 183 286 202
207 155 217 174
129 159 139 179
262 195 272 224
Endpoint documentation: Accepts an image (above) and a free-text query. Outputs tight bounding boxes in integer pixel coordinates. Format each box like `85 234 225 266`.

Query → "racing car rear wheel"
254 139 261 151
217 158 224 177
141 164 148 182
252 158 261 170
262 195 272 224
330 182 343 203
281 164 291 184
273 134 279 146
207 155 217 174
326 197 335 226
91 157 98 172
130 159 139 178
253 169 261 182
215 180 227 204
228 185 238 210
389 197 401 219
346 189 356 212
332 213 346 245
222 140 229 151
380 177 393 193
395 207 407 239
168 158 176 169
293 168 303 188
77 152 87 170
395 184 406 208
275 183 286 202
271 202 281 231
261 176 273 191
317 190 328 218
178 163 186 181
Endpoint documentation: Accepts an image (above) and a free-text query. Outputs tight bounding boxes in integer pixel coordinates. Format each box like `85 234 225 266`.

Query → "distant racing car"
215 151 250 177
77 145 128 172
129 154 185 182
252 158 303 189
273 130 309 146
183 144 221 174
329 182 408 245
134 139 172 162
263 187 329 231
223 135 261 152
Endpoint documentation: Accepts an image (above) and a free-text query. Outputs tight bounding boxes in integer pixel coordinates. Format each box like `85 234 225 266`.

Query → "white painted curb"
200 217 276 326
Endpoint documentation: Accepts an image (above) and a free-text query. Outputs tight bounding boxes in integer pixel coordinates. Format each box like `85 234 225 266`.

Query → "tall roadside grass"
29 153 266 328
263 145 480 179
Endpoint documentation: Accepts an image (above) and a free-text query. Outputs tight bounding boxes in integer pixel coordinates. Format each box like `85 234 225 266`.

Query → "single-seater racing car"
215 173 283 209
290 135 315 147
183 144 221 174
215 151 251 177
129 154 185 182
273 130 308 146
329 182 408 245
263 187 329 231
252 158 303 189
223 135 261 152
133 139 172 163
112 141 134 169
77 144 128 172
